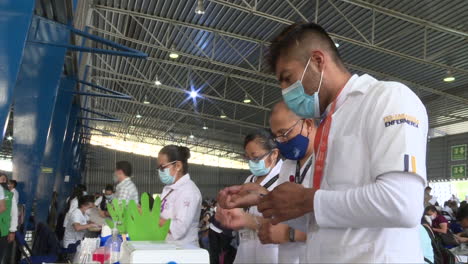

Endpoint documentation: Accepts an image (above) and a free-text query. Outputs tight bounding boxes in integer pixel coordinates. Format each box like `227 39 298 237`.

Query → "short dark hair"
8 180 17 188
116 161 132 177
269 22 343 72
425 186 432 191
457 204 468 221
425 205 438 214
244 129 277 151
159 145 191 174
78 195 95 207
105 184 114 192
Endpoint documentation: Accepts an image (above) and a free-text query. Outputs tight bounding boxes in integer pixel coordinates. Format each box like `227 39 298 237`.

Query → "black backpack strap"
262 174 279 190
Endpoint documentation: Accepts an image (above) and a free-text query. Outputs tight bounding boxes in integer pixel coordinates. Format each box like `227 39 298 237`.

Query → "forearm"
432 227 447 234
314 172 424 228
73 224 91 231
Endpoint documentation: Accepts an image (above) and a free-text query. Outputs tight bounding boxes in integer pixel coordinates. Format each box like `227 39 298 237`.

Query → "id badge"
239 229 255 241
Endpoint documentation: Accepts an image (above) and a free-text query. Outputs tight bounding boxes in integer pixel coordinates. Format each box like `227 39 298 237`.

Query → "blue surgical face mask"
158 168 175 185
248 155 272 176
277 134 310 160
282 58 323 119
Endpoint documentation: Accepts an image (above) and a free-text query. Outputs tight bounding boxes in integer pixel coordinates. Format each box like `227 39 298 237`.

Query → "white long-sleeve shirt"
160 174 202 246
306 74 428 263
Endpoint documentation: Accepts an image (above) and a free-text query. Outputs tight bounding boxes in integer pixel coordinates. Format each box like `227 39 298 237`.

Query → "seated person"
63 195 98 249
455 204 468 243
425 205 448 234
96 184 114 217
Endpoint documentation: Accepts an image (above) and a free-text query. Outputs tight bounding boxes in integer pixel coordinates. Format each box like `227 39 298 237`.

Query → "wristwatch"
289 227 295 242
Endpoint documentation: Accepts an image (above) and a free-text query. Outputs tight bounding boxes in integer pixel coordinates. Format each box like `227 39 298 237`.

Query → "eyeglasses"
274 119 304 143
244 151 272 163
157 161 176 171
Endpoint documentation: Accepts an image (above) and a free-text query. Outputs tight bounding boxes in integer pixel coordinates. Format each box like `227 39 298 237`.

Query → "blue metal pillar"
55 104 79 213
13 16 70 229
0 0 35 142
35 78 75 224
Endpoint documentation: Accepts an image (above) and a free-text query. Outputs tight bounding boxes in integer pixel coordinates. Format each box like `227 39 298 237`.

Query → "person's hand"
7 232 15 243
217 183 268 209
216 207 249 230
258 182 315 225
258 221 289 244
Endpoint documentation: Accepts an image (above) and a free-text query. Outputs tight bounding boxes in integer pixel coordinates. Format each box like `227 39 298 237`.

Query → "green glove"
127 193 171 241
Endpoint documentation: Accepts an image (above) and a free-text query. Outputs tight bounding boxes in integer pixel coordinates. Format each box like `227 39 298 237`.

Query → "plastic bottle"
104 226 122 264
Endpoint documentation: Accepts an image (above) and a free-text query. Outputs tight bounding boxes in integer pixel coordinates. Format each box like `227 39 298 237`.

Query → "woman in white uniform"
158 145 202 247
217 129 283 264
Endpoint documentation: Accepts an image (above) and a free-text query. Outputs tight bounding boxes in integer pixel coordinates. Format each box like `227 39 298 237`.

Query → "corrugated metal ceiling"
76 0 468 155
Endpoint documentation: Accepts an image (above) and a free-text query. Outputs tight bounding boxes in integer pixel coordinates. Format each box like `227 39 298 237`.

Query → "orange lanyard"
313 88 344 189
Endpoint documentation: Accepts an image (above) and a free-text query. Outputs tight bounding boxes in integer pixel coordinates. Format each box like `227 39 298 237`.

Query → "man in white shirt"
113 161 139 204
222 23 428 263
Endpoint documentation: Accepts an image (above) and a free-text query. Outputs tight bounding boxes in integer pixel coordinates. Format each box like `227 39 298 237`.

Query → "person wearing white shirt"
7 180 18 204
63 195 97 248
270 102 316 263
221 23 428 263
158 145 202 247
216 130 286 264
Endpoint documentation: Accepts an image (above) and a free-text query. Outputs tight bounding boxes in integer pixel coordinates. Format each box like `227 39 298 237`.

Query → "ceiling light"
443 70 455 82
243 94 251 104
335 42 340 48
190 90 198 98
136 113 142 118
189 132 195 139
154 78 162 86
220 110 227 119
6 136 12 141
195 0 205 15
169 46 179 59
202 123 208 130
143 96 150 104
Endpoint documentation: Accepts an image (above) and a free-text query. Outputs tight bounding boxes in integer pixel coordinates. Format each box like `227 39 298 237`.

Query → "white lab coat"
234 160 283 264
160 174 202 247
307 74 428 263
277 156 314 264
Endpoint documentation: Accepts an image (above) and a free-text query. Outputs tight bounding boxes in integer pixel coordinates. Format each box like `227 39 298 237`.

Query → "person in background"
442 201 455 220
95 184 114 214
218 103 313 263
217 129 284 264
424 186 433 207
0 174 8 190
158 145 202 247
0 179 18 263
113 161 139 204
7 180 18 204
425 205 448 234
62 195 98 249
455 204 468 243
199 211 211 250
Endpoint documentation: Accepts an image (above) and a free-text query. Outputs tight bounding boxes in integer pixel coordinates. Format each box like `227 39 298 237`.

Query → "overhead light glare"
335 42 340 48
443 71 455 82
154 79 162 86
243 94 251 104
136 113 142 118
189 132 195 139
220 111 227 119
143 96 150 104
6 136 12 141
202 123 208 130
195 0 205 15
169 47 179 59
190 90 198 98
